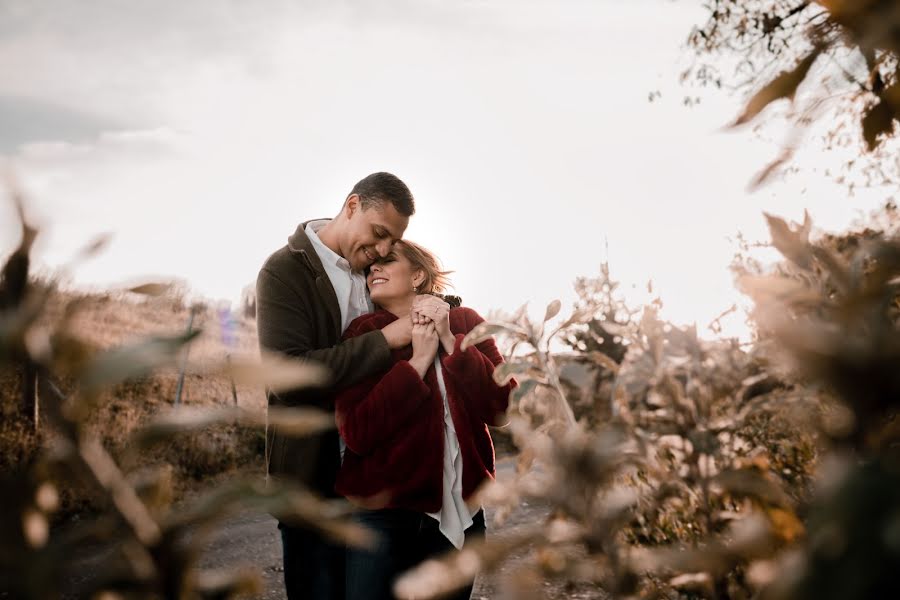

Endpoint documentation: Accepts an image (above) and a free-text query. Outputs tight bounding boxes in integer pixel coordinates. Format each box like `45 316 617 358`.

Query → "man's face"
341 195 409 271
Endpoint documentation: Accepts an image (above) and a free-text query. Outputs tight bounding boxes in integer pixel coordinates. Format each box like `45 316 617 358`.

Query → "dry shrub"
395 209 900 600
0 367 40 474
0 190 354 600
161 425 264 481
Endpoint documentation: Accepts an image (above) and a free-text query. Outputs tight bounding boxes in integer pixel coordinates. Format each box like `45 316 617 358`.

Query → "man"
257 172 419 599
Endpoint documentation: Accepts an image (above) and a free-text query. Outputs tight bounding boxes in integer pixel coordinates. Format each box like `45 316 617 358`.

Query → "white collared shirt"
305 220 373 461
426 357 479 549
305 220 373 332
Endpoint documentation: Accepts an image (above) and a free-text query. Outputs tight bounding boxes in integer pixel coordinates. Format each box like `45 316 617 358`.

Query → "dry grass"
0 286 267 519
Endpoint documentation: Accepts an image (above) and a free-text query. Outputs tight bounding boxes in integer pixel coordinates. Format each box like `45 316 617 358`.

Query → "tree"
686 0 900 187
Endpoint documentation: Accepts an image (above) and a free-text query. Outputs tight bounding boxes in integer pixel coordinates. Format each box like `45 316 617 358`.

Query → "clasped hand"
408 295 453 377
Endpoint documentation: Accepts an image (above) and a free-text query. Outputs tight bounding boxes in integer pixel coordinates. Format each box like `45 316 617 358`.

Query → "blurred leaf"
461 322 524 351
556 305 595 330
732 49 820 127
73 233 114 262
127 407 245 450
49 329 96 377
81 330 201 392
130 405 333 450
128 466 174 517
266 406 335 435
193 568 263 600
669 572 713 596
543 299 562 322
7 175 39 255
764 211 814 269
737 274 817 305
588 350 620 374
0 185 37 311
0 295 42 348
78 438 161 546
393 529 542 600
810 244 851 293
492 360 542 386
713 468 794 509
510 302 529 327
862 95 897 151
165 478 374 549
746 559 780 589
22 508 48 548
630 513 775 575
35 483 60 513
510 378 540 404
217 352 330 392
749 147 795 191
765 506 805 543
126 282 174 297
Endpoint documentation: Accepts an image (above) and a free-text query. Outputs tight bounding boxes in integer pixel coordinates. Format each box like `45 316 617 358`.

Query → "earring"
412 285 418 292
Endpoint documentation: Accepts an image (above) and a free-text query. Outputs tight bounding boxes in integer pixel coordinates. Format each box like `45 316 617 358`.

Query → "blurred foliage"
0 185 367 599
394 204 900 599
685 0 900 187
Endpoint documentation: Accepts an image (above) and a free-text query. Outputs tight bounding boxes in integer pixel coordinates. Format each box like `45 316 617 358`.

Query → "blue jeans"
346 509 486 600
280 521 346 600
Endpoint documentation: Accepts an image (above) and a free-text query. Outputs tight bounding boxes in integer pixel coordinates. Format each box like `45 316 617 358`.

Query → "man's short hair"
348 172 415 217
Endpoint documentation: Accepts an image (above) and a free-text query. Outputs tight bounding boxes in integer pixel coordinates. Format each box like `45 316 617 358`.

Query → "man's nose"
375 240 392 257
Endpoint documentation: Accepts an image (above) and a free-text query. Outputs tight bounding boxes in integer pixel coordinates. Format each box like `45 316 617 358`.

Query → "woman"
334 240 515 600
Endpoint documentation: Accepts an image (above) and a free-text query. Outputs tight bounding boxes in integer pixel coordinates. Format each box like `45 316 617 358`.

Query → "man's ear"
345 194 360 219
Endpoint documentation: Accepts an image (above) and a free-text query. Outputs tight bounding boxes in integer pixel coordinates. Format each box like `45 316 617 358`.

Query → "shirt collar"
305 220 351 272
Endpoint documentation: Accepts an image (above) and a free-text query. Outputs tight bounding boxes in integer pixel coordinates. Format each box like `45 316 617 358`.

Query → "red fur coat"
334 306 515 512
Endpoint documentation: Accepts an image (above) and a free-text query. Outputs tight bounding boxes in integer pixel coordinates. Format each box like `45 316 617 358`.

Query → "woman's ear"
412 270 426 289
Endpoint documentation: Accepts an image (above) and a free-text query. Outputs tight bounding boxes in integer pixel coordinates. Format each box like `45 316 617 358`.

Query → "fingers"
411 308 437 326
415 305 448 322
411 296 450 328
413 295 449 312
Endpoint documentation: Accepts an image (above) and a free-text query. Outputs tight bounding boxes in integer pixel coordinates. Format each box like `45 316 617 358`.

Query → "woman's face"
367 250 421 305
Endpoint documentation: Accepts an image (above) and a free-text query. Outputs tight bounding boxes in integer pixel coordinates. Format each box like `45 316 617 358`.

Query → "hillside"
0 287 267 514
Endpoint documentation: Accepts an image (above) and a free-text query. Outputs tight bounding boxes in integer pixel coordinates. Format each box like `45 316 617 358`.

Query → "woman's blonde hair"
393 240 453 294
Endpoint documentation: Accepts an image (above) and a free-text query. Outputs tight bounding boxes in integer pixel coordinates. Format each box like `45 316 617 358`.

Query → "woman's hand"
409 321 439 378
412 296 454 354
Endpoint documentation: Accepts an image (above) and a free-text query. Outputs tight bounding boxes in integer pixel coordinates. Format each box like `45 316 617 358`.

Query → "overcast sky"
0 0 892 339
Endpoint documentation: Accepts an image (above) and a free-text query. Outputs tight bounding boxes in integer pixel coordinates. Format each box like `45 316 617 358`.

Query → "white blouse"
425 356 480 549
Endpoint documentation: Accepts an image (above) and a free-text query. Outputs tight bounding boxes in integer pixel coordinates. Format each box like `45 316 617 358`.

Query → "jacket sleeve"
334 359 431 456
334 319 430 455
256 267 392 406
441 307 515 426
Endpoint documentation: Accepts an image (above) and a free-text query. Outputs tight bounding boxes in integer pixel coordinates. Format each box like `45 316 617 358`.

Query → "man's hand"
381 317 412 349
409 321 439 378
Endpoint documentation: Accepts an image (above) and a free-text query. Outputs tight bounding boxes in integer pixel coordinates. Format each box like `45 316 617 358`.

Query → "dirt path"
63 458 608 599
193 458 548 599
